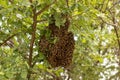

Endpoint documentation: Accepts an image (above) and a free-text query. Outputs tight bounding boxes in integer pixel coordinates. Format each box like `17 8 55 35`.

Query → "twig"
29 0 32 3
99 17 117 27
99 14 120 51
36 0 56 16
9 0 14 4
66 0 69 8
109 0 120 10
108 8 120 53
112 16 120 51
0 34 17 47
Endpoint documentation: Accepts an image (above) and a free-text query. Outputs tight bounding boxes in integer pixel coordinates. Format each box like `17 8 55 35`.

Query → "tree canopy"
0 0 120 80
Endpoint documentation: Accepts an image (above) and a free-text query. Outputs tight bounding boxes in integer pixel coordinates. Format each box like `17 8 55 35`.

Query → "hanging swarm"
39 15 75 68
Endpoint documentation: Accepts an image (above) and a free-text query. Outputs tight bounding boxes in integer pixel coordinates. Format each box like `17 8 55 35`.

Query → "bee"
39 15 75 68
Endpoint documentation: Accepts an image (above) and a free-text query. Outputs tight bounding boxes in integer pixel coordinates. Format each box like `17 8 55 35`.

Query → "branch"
36 19 47 23
111 10 120 50
36 0 56 16
0 34 17 47
99 17 117 26
27 0 56 79
109 0 120 10
108 9 120 52
27 0 37 79
66 0 69 8
98 13 120 52
112 16 120 51
9 0 14 4
29 0 32 3
28 0 37 69
29 15 37 68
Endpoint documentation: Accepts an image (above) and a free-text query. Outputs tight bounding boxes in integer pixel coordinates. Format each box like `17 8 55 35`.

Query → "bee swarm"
39 16 75 68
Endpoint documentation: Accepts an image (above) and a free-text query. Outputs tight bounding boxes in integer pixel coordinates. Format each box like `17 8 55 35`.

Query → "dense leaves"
0 0 120 80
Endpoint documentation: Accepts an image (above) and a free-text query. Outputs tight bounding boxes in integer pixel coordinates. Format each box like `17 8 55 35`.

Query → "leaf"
82 38 86 43
0 72 4 75
54 13 61 28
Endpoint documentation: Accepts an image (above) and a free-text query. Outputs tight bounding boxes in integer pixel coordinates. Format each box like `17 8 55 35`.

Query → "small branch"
27 0 56 79
108 8 120 53
109 0 120 10
110 8 120 50
9 0 14 4
29 0 32 3
98 5 120 52
0 34 17 47
99 17 117 26
36 0 56 16
66 0 69 8
112 16 120 51
99 16 120 51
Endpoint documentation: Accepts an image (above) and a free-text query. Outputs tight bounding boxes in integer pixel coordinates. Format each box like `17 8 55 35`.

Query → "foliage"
0 0 120 80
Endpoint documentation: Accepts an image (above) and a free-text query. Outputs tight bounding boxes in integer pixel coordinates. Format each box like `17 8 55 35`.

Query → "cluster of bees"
39 15 75 68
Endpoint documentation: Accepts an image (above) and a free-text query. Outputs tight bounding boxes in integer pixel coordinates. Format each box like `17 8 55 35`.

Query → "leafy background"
0 0 120 80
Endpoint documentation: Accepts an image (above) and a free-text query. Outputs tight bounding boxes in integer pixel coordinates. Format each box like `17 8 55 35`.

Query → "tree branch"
27 12 37 80
29 11 37 68
36 0 56 16
108 8 120 53
112 16 120 51
99 17 117 27
9 0 14 4
29 0 32 3
27 0 37 80
27 0 56 79
0 34 17 47
109 0 120 10
99 14 120 52
66 0 69 8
